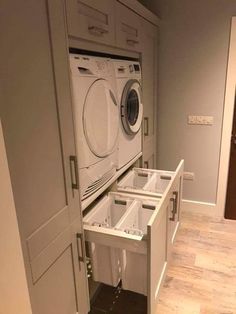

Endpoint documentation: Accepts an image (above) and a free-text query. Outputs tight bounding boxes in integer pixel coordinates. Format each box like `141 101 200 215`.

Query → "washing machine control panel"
115 61 141 78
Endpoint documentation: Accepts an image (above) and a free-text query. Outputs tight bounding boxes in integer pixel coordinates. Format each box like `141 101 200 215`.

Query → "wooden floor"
157 211 236 314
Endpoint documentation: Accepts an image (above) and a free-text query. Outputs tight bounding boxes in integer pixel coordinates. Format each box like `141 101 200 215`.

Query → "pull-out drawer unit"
83 160 184 314
117 168 174 197
118 160 184 254
84 192 166 313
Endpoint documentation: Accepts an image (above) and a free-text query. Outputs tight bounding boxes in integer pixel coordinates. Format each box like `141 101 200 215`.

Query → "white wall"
141 0 236 204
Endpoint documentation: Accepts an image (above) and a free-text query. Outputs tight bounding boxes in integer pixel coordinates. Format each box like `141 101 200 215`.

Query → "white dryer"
113 60 143 169
70 54 119 200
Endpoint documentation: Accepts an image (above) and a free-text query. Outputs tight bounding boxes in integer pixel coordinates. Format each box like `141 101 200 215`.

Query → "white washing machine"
113 60 143 169
69 54 119 200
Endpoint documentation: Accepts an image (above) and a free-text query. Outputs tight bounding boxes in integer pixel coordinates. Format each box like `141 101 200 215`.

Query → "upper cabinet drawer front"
66 0 115 45
115 2 142 52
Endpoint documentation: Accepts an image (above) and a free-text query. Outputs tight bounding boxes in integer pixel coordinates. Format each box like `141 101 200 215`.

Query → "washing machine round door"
83 79 119 158
121 79 143 135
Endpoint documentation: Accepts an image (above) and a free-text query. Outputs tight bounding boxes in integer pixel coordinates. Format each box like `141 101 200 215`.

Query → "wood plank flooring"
157 211 236 314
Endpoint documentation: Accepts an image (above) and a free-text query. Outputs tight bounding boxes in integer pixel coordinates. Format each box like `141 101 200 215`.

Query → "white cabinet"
66 0 116 46
142 142 156 169
65 0 144 53
167 172 183 257
83 160 184 314
115 1 142 52
141 20 158 169
0 1 89 313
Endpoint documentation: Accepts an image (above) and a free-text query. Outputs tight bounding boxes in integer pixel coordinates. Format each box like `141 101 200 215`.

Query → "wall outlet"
188 115 214 125
183 171 195 181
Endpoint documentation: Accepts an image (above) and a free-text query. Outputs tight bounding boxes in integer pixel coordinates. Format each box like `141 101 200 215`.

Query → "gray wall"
141 0 236 203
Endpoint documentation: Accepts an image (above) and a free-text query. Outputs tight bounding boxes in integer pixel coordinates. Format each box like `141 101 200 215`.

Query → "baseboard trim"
182 199 217 216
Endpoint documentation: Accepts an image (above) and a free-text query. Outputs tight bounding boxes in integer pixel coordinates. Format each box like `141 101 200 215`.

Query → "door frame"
216 17 236 217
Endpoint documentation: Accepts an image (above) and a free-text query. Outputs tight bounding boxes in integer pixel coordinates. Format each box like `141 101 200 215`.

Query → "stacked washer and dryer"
69 54 143 201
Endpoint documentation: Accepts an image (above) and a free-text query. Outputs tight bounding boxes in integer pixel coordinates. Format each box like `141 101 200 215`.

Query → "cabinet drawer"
117 161 184 197
65 0 115 45
118 167 173 196
117 161 184 262
83 161 184 313
84 192 167 313
115 2 142 52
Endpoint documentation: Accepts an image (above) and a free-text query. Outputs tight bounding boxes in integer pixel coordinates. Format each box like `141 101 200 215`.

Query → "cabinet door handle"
88 25 109 36
126 38 139 45
170 191 178 221
144 161 149 168
69 155 79 190
144 117 149 136
169 198 175 221
76 233 86 270
173 191 178 215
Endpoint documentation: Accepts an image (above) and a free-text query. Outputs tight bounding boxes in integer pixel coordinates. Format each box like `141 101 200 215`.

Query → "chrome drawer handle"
144 117 149 136
173 191 178 215
126 38 139 45
169 191 178 221
69 155 79 190
76 233 86 270
169 198 175 221
88 25 109 36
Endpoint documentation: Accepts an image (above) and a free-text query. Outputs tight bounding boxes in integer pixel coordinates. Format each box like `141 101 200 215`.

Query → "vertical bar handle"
169 191 178 221
169 197 175 221
76 232 86 270
69 155 79 190
144 160 149 168
144 117 149 136
173 191 178 215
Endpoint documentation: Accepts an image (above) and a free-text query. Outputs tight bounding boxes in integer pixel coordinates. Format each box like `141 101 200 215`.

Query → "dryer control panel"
70 54 114 78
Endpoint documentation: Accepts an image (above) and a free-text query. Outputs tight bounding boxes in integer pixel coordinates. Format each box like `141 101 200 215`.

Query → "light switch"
188 115 214 125
183 172 195 180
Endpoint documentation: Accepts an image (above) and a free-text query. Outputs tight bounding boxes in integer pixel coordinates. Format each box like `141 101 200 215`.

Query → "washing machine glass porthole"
127 89 139 126
121 80 143 135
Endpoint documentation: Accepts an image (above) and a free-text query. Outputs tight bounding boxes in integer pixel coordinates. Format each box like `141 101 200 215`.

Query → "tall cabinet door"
141 20 159 169
0 1 89 314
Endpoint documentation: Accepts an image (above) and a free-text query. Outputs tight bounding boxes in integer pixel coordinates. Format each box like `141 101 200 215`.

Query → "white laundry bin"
118 168 173 196
115 200 155 295
83 194 135 286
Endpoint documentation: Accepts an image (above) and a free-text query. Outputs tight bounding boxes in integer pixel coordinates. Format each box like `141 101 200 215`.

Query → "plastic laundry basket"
83 194 135 286
115 200 155 295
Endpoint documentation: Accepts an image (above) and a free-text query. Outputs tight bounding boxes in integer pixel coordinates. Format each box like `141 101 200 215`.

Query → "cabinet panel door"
142 137 156 169
147 194 169 314
0 0 89 313
143 153 155 169
167 161 184 255
141 20 158 167
33 244 78 314
115 2 142 52
66 0 115 46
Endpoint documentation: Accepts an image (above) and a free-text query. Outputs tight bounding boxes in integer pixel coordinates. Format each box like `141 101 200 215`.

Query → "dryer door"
83 79 119 157
121 79 143 135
